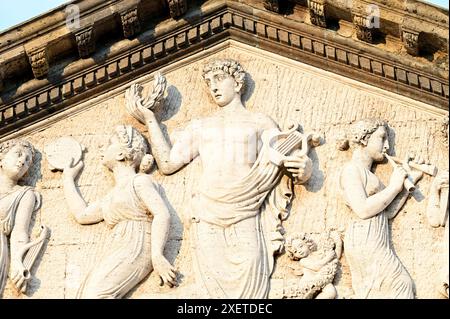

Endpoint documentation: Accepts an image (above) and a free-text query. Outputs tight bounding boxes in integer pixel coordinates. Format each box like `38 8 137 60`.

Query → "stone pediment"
0 0 448 138
1 41 447 298
0 0 448 300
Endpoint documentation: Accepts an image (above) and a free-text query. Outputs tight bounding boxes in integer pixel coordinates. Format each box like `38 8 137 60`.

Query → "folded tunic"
76 174 154 299
0 186 40 296
340 165 414 299
190 145 293 298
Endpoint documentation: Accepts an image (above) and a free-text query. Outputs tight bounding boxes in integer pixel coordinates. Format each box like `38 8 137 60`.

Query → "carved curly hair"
202 59 247 94
285 232 317 261
112 125 154 173
0 139 35 162
337 118 388 151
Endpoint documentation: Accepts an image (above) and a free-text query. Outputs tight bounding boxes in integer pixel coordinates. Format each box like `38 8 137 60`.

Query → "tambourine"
44 137 84 171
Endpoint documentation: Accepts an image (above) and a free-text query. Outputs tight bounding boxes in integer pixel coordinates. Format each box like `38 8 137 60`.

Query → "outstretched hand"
403 153 427 184
153 255 177 288
63 158 84 180
125 84 156 124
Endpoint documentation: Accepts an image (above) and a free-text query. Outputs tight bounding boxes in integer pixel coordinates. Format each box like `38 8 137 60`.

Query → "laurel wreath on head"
125 72 167 123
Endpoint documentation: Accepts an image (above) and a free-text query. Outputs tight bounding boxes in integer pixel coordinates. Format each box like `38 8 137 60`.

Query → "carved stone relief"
120 7 141 39
353 14 376 43
75 27 96 59
47 127 174 298
282 231 342 299
26 47 49 79
337 119 431 298
167 0 188 18
125 59 320 298
1 44 447 299
0 139 49 298
264 0 281 13
426 119 449 298
0 66 4 92
308 0 327 28
44 137 85 171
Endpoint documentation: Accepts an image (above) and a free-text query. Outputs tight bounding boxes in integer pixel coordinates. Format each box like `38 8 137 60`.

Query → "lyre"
262 123 321 166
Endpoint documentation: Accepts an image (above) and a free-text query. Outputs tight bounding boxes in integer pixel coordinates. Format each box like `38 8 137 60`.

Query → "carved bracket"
0 66 4 91
120 6 141 39
353 14 377 43
167 0 188 18
264 0 281 13
402 29 420 56
75 26 96 59
308 0 327 28
27 47 49 79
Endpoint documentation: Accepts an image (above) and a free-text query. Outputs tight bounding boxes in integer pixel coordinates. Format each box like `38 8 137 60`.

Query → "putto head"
103 125 153 173
285 232 317 261
0 139 35 180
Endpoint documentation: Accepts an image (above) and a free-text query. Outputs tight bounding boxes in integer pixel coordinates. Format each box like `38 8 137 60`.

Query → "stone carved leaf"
125 72 167 123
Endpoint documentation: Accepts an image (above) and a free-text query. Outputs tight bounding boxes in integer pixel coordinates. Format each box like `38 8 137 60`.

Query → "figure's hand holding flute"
384 153 434 193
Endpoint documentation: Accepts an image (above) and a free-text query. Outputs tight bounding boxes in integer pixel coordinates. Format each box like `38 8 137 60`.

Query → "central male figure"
126 59 313 298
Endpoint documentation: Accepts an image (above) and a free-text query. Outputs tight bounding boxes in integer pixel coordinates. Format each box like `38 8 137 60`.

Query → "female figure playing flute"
338 118 424 298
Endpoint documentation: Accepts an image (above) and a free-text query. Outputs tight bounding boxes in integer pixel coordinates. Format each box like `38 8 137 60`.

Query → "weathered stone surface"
167 0 187 18
1 44 447 298
75 27 96 59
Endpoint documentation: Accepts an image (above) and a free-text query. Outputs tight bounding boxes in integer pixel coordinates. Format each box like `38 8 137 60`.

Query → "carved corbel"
353 13 376 43
264 0 281 13
120 6 141 39
167 0 188 18
75 26 96 58
27 46 49 79
402 28 420 56
308 0 327 28
0 66 4 91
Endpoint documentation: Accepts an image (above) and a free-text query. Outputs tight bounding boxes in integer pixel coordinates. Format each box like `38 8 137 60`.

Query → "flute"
385 155 437 177
384 154 416 193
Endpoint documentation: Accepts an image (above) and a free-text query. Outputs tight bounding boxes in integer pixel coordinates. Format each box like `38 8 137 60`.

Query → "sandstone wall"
3 41 447 299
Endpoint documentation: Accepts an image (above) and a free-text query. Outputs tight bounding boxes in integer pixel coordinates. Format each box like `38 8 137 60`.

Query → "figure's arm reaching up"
126 84 198 175
62 159 103 225
144 113 199 175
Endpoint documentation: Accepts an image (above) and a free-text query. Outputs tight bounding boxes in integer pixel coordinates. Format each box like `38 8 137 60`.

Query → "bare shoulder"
340 163 363 187
341 162 359 177
16 187 38 211
253 112 279 130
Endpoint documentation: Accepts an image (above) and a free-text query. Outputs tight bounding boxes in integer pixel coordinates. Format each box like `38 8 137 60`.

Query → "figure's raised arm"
145 117 199 175
125 81 198 175
62 159 103 225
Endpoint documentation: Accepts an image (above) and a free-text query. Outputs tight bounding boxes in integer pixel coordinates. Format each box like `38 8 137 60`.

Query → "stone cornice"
0 0 448 137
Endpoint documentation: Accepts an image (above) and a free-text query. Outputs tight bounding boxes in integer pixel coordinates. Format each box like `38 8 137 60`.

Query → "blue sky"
0 0 448 33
